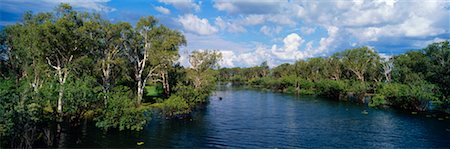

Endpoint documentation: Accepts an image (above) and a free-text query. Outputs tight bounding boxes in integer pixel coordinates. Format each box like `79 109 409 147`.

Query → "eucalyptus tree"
325 54 342 81
147 26 186 96
39 4 91 115
423 41 450 98
80 17 131 105
381 57 393 83
340 47 380 82
3 12 53 92
188 50 222 89
307 57 326 82
123 16 185 105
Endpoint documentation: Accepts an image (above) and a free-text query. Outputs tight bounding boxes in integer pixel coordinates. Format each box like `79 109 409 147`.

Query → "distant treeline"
218 42 450 112
0 4 221 148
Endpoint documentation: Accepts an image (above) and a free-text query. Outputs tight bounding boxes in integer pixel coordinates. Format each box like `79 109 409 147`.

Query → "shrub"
315 80 347 99
95 86 150 131
161 95 190 117
369 94 387 107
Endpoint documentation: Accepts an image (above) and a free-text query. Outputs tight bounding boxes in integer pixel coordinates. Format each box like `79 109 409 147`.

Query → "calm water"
62 87 450 148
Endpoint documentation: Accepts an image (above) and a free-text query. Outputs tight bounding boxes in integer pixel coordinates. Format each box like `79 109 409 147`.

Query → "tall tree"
189 50 222 89
83 19 131 105
124 17 185 105
41 4 88 115
340 47 380 82
147 26 186 96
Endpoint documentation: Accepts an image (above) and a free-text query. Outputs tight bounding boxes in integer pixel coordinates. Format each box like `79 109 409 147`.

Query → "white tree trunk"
137 78 143 106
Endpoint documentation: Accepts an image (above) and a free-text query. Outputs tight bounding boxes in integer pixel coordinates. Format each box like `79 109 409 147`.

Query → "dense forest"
218 42 450 111
1 4 449 148
0 4 221 148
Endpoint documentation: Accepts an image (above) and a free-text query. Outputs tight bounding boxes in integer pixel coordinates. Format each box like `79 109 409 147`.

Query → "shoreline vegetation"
0 4 449 148
0 4 221 148
217 43 450 113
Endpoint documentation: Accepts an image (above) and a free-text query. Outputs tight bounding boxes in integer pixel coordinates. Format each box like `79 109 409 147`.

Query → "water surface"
62 87 450 148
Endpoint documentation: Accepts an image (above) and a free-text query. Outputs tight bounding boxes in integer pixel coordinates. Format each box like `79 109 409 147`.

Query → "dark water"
62 87 450 148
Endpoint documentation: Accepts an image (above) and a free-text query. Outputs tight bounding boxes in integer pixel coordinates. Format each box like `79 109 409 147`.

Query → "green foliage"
174 84 209 105
376 82 438 110
369 94 387 107
64 75 98 119
95 86 150 131
339 47 380 82
161 95 190 117
0 79 17 137
0 3 219 147
315 80 347 99
145 84 163 97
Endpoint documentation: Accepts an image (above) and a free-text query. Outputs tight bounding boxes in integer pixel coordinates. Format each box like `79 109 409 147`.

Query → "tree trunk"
137 79 143 106
102 62 111 106
162 71 170 96
57 86 64 115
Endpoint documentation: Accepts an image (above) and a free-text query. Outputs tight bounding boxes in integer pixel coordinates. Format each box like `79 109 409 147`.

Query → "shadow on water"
60 87 449 148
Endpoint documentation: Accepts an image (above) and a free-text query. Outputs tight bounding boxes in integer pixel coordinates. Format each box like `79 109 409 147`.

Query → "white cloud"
213 0 281 14
240 15 265 25
214 16 246 33
158 0 200 12
178 14 218 35
213 2 237 13
154 6 170 15
266 14 295 26
317 26 339 54
271 33 306 60
260 25 282 36
294 0 449 43
219 50 237 67
183 0 449 68
300 27 316 35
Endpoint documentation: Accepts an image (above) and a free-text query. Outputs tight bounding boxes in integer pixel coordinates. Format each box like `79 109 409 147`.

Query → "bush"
369 94 387 107
95 86 150 131
315 80 347 99
161 95 190 117
64 75 98 120
376 82 438 111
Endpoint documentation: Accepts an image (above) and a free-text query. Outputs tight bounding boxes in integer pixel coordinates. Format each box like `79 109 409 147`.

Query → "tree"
188 50 222 89
325 54 342 81
147 26 186 96
123 16 185 106
37 4 93 115
83 19 131 106
423 41 450 98
340 47 380 82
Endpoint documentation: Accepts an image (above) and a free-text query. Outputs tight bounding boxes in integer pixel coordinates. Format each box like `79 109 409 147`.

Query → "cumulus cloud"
182 0 449 67
178 14 218 35
154 6 170 14
271 33 306 60
158 0 200 12
294 0 449 43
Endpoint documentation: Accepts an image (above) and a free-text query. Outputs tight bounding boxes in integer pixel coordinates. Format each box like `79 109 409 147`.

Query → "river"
61 87 449 148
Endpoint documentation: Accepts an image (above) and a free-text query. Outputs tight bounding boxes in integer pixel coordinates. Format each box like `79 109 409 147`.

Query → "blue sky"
1 0 449 67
